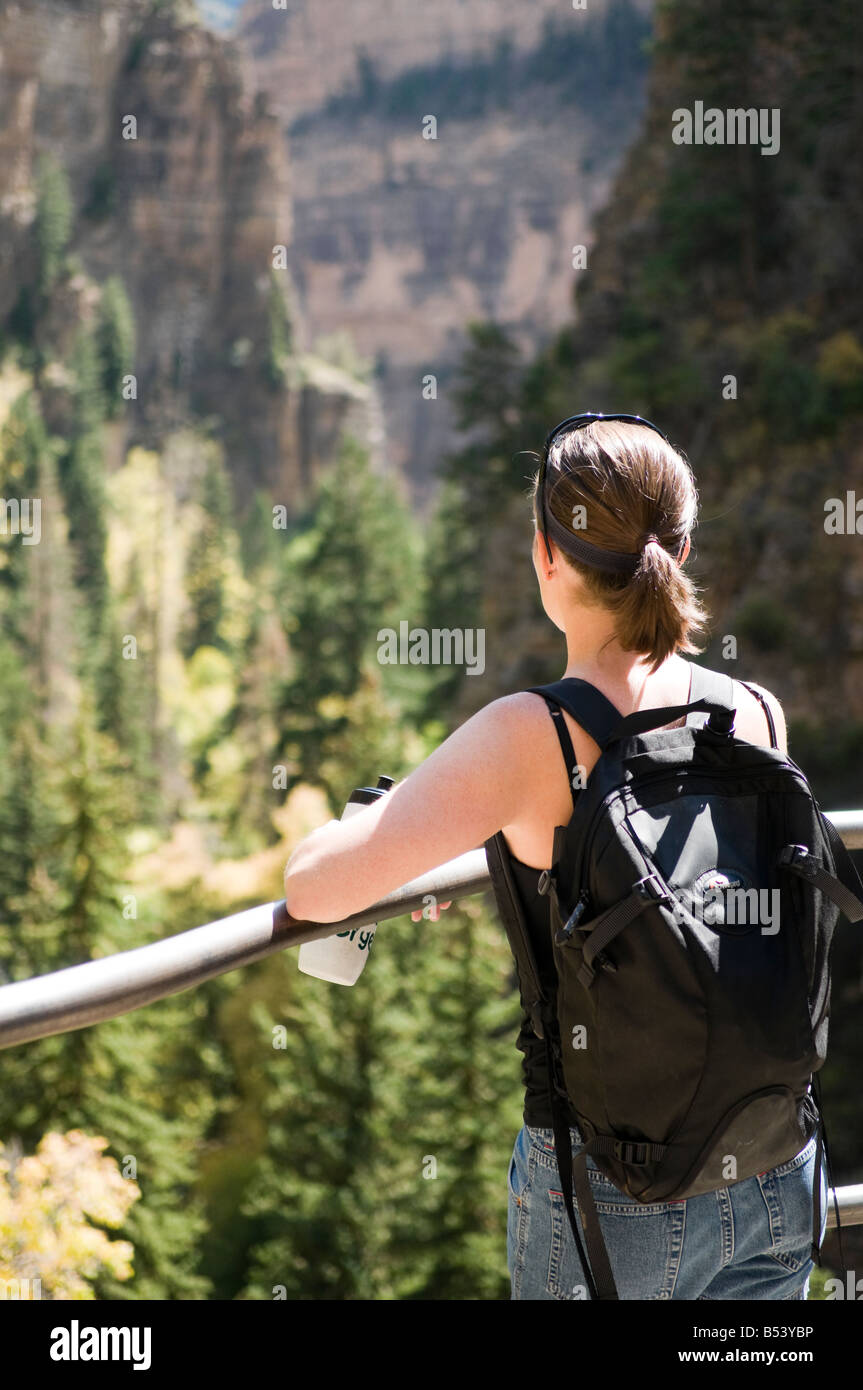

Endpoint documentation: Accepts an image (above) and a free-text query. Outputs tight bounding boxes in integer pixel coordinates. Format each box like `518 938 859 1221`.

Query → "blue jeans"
507 1124 827 1300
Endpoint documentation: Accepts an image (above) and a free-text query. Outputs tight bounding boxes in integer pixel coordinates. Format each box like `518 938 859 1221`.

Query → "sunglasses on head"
536 411 672 571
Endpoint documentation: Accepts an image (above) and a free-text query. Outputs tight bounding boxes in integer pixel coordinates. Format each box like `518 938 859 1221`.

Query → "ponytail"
534 420 709 671
611 538 705 674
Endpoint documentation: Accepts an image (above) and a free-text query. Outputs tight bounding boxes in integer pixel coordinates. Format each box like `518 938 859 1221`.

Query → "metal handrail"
823 810 863 850
0 811 860 1224
828 1186 863 1230
0 850 490 1049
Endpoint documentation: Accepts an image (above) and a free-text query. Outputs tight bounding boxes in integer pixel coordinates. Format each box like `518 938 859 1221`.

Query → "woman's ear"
678 536 691 565
533 529 556 581
532 527 545 571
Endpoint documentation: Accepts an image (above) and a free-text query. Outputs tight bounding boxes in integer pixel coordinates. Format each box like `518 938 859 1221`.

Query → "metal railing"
0 812 861 1227
0 850 490 1050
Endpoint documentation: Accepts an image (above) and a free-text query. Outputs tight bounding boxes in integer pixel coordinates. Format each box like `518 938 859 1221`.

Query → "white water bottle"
297 776 394 985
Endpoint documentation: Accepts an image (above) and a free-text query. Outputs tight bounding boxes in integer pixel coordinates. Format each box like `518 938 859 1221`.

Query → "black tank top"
506 697 586 1127
508 852 564 1125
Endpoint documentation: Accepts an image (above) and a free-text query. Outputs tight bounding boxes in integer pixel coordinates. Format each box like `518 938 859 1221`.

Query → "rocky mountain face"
0 0 656 502
241 0 595 123
0 0 377 503
237 0 654 497
447 1 863 776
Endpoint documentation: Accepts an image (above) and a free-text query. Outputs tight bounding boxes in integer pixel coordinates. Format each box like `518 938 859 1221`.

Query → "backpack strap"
602 662 736 746
531 668 737 753
822 813 863 913
689 664 779 749
484 830 613 1299
778 830 863 923
810 1073 846 1274
686 663 781 750
484 832 549 1041
737 680 779 748
778 822 862 1271
684 662 737 727
527 678 623 751
545 1051 619 1301
574 873 674 985
532 696 581 809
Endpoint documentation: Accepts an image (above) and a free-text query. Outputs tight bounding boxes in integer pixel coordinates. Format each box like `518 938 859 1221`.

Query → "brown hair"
533 419 708 673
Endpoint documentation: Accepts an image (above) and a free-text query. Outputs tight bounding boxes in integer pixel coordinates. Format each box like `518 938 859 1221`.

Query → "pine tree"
274 435 421 805
96 276 136 418
373 897 523 1300
34 155 74 295
0 700 214 1299
417 477 483 718
266 271 293 388
0 640 59 989
233 891 523 1300
182 449 235 658
238 954 394 1301
0 392 48 649
57 329 110 649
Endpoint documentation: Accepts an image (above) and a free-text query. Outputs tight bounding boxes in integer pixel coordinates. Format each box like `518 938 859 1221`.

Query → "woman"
283 414 826 1300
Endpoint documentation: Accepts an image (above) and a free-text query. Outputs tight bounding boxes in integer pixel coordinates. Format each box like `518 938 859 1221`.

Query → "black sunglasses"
536 411 672 568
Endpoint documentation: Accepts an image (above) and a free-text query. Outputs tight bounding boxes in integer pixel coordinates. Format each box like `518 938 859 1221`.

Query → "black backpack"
486 662 863 1300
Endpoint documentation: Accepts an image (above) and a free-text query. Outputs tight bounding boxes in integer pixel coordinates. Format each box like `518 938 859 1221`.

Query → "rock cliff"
237 0 654 495
0 0 377 503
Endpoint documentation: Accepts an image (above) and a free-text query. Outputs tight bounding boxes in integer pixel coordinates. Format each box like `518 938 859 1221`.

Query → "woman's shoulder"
458 690 581 786
478 666 787 755
734 678 787 750
701 666 787 754
463 690 562 748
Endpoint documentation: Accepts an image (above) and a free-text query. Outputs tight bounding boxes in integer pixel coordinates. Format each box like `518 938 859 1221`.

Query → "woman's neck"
561 629 684 699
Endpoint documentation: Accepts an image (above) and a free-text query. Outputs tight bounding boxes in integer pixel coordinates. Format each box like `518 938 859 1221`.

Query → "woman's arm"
283 695 536 923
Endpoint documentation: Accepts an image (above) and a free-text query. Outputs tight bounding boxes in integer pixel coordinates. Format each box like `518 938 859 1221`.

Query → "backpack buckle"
613 1140 651 1166
634 873 671 904
537 869 554 896
554 890 590 946
778 844 817 878
705 709 735 737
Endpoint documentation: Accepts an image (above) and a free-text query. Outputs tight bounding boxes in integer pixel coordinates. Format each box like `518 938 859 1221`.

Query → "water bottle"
297 776 394 985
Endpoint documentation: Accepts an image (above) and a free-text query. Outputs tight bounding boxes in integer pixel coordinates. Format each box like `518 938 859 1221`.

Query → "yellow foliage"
817 330 863 387
128 784 331 906
0 1130 140 1300
0 363 33 435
